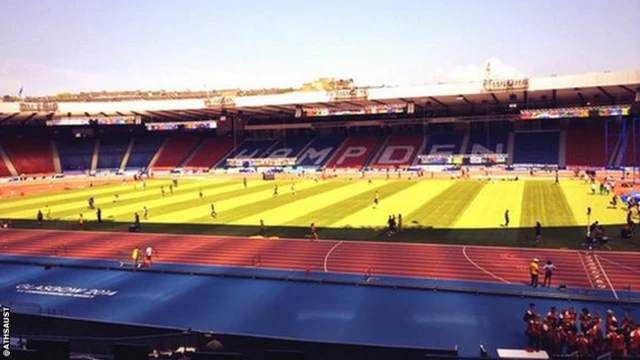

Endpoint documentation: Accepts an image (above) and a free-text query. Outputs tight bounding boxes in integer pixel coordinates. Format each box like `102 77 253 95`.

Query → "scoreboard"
226 157 297 167
418 154 508 165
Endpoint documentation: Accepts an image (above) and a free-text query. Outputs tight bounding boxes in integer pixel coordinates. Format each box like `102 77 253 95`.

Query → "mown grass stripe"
330 180 426 228
561 181 623 226
151 180 320 223
6 180 237 220
66 181 278 222
190 180 351 224
285 181 416 227
406 181 486 228
232 181 380 226
453 181 525 229
520 181 577 227
0 179 230 213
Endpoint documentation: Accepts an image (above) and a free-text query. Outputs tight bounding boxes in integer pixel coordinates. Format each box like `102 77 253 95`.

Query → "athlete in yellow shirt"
530 258 539 288
132 246 140 268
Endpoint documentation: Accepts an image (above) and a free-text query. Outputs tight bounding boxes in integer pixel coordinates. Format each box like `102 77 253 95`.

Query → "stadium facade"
0 70 639 178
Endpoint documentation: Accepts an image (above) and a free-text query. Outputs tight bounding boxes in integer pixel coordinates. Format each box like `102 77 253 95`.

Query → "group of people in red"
524 303 640 356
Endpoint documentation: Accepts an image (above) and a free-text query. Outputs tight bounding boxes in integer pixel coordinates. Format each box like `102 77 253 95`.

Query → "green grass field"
2 178 638 250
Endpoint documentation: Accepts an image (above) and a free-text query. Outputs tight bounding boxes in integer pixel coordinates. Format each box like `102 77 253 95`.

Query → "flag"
18 86 23 97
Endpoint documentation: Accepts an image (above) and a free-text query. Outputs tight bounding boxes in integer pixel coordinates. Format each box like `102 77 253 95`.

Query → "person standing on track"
504 209 510 227
131 246 140 268
291 183 296 195
142 206 148 220
530 258 540 288
161 185 165 197
78 213 84 228
96 207 102 223
397 213 403 232
144 246 154 268
37 210 43 226
273 184 278 197
199 188 204 199
45 205 51 220
542 260 556 287
169 184 174 195
243 177 247 189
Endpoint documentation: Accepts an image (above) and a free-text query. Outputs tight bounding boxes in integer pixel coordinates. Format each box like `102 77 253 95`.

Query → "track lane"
1 228 639 291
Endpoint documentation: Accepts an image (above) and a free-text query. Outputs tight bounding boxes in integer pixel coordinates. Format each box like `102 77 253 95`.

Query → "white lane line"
462 246 511 284
594 254 619 301
597 254 640 275
324 241 344 273
577 252 595 288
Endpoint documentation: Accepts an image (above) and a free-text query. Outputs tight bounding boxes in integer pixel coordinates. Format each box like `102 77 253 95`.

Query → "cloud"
448 58 527 83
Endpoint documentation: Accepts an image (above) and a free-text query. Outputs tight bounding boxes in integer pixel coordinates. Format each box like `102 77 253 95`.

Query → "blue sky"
1 0 639 96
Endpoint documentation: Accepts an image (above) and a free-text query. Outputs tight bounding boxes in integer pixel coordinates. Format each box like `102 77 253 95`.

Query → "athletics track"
1 228 640 299
2 228 640 356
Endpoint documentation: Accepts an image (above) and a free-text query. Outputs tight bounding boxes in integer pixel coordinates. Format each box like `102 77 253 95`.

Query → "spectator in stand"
606 310 618 330
524 303 536 322
565 325 578 354
613 329 625 357
630 324 640 356
541 318 555 353
526 314 542 351
580 308 592 333
576 332 589 356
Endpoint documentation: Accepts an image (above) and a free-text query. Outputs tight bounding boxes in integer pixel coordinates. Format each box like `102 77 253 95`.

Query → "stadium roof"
0 70 638 125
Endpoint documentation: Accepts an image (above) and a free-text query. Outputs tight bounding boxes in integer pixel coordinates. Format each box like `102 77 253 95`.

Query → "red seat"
184 138 235 169
2 138 55 175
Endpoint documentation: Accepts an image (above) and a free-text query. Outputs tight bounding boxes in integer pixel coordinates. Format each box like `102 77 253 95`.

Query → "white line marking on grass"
593 254 618 301
324 241 343 273
462 246 511 284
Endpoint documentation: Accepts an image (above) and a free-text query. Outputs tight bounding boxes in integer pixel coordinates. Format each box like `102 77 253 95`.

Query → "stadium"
2 2 640 360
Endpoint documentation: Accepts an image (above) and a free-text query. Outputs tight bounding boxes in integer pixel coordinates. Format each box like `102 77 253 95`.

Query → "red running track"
2 229 640 293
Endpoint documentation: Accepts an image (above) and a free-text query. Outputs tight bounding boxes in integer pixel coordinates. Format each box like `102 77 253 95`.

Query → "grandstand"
1 70 640 360
151 133 203 170
1 71 638 176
